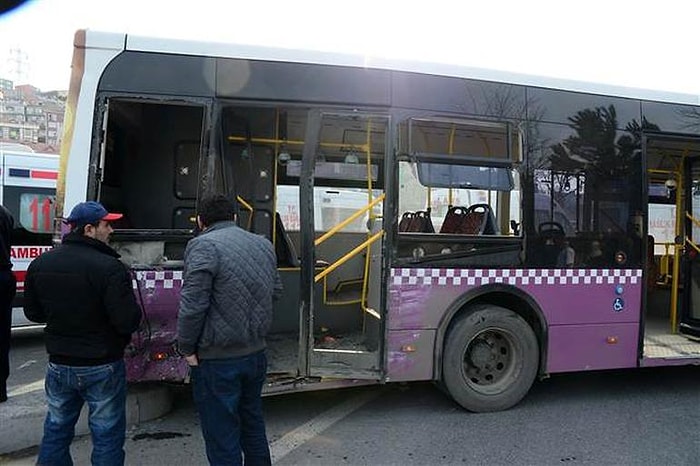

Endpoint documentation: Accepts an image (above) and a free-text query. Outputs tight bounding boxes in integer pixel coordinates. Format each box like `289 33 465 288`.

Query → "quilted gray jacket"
177 221 282 359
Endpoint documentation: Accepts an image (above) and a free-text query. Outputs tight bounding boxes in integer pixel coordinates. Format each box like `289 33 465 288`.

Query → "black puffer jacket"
24 232 142 365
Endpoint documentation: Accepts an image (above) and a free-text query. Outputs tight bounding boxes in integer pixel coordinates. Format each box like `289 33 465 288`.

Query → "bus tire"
442 304 539 412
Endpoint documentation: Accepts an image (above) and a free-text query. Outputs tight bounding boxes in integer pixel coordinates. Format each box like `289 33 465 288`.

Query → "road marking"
270 389 379 464
17 360 36 370
8 379 44 397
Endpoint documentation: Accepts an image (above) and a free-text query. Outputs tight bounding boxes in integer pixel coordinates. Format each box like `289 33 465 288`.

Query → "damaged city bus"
56 29 700 412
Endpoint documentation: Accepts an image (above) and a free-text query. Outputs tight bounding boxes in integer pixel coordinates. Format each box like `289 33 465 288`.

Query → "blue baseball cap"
65 201 123 225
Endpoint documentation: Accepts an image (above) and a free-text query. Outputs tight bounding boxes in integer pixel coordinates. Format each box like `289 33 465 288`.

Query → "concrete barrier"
0 383 173 454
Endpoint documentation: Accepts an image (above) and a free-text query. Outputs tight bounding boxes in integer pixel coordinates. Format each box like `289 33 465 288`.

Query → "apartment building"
0 80 65 153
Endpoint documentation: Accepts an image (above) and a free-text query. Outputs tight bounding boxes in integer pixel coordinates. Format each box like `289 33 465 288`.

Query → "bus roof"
79 29 700 108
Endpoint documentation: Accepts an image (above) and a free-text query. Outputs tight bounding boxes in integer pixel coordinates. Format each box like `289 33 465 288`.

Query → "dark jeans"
0 270 17 398
192 351 271 466
37 360 127 466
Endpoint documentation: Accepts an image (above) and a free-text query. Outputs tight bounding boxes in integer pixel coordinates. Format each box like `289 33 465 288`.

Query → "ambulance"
0 148 58 329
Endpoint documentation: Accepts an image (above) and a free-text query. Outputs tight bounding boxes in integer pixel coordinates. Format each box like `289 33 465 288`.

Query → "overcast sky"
1 0 699 96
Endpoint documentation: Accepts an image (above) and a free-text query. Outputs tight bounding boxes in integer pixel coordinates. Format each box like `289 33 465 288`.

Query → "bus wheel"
442 305 539 412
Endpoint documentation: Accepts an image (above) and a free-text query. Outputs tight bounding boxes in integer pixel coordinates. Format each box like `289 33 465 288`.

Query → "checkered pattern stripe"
132 270 184 290
391 268 642 286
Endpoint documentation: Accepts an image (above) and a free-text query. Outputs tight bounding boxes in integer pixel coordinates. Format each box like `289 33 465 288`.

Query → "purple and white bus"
56 29 700 412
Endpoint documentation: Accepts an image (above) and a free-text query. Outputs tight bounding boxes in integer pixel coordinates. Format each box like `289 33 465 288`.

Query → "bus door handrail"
314 230 383 283
236 195 254 231
685 237 700 254
313 195 385 315
684 211 700 255
314 194 385 247
686 211 700 229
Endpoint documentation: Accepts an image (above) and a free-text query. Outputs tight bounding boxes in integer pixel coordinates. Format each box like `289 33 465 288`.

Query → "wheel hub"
464 331 512 386
469 340 493 367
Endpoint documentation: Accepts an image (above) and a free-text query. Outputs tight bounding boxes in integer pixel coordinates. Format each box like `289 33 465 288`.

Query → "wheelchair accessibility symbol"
613 297 625 312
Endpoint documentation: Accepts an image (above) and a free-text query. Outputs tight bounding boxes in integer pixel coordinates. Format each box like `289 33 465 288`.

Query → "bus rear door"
680 155 700 337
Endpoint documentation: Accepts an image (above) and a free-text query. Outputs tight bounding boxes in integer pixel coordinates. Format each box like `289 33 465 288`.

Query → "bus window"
528 119 644 268
398 161 520 235
397 117 522 237
277 185 381 233
99 100 206 233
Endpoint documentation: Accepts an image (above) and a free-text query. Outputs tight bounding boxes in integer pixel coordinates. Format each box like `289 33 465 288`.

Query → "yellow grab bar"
314 194 385 246
686 212 700 229
686 237 700 254
236 196 253 212
236 196 254 231
314 230 383 283
227 135 369 152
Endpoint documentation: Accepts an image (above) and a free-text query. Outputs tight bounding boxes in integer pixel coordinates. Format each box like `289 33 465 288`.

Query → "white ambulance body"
0 149 58 329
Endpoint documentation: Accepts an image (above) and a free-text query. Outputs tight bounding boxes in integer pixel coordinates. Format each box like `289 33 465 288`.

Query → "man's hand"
184 354 199 366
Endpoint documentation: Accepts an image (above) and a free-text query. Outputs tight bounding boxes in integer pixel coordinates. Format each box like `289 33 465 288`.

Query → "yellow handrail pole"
686 237 700 254
366 119 374 206
236 196 254 231
671 241 681 332
686 211 700 229
448 125 455 206
648 168 677 176
228 135 368 152
477 131 494 204
362 120 374 320
314 194 385 246
314 231 383 283
670 161 684 333
236 195 253 212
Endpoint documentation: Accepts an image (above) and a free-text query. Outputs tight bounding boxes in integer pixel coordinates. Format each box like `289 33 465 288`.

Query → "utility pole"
6 47 30 84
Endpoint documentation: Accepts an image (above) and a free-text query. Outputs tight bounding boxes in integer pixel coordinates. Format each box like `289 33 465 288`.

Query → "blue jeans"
192 351 271 466
37 360 127 466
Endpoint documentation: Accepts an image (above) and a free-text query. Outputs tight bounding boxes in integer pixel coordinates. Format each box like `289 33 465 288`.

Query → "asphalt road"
3 332 699 465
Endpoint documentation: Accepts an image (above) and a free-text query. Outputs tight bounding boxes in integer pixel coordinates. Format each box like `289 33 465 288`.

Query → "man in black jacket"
0 204 16 403
24 201 141 466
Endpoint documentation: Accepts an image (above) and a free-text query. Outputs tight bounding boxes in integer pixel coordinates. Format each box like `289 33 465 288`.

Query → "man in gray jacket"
177 194 282 466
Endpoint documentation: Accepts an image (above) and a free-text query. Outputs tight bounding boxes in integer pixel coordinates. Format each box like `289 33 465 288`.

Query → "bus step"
326 278 363 305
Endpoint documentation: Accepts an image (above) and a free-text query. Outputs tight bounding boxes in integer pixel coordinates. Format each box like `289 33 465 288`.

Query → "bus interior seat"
440 206 468 234
399 209 434 233
533 221 565 267
275 212 300 267
398 212 415 232
440 204 497 235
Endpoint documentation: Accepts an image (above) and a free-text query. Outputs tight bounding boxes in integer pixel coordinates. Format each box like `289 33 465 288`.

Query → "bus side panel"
386 270 463 381
385 329 436 382
126 269 188 383
388 267 643 378
547 323 639 372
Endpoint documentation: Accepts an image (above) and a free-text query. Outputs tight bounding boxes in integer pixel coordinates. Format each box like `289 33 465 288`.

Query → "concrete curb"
0 384 173 454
